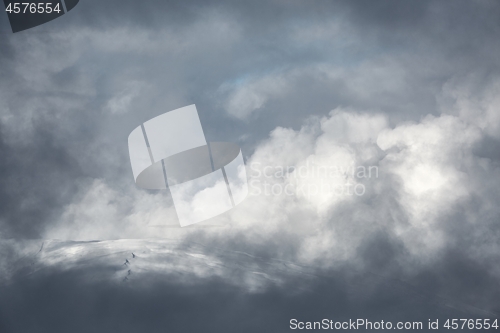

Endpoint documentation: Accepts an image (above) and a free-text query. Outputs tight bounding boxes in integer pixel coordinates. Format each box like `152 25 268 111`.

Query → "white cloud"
220 74 291 119
439 74 500 139
105 80 147 114
40 92 500 289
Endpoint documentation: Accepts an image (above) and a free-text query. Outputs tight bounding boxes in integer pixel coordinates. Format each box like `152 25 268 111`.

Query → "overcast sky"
1 0 500 332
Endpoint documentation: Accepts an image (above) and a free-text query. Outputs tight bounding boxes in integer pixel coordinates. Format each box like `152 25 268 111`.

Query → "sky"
1 0 500 332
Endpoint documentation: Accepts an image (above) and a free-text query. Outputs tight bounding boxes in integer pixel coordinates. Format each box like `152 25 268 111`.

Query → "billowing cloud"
1 0 500 331
31 96 498 291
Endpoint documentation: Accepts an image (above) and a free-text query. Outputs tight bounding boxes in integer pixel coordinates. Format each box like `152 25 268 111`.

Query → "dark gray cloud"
0 238 498 332
1 0 500 331
0 123 81 238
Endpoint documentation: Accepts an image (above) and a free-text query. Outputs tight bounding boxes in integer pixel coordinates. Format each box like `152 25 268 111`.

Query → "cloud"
439 74 500 139
219 73 291 119
104 81 148 115
37 100 499 292
1 0 500 330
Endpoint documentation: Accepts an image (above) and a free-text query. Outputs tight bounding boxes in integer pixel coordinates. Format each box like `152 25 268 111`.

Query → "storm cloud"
0 0 500 331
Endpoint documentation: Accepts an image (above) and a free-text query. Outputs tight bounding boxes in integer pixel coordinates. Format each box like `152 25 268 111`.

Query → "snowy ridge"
0 239 317 291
